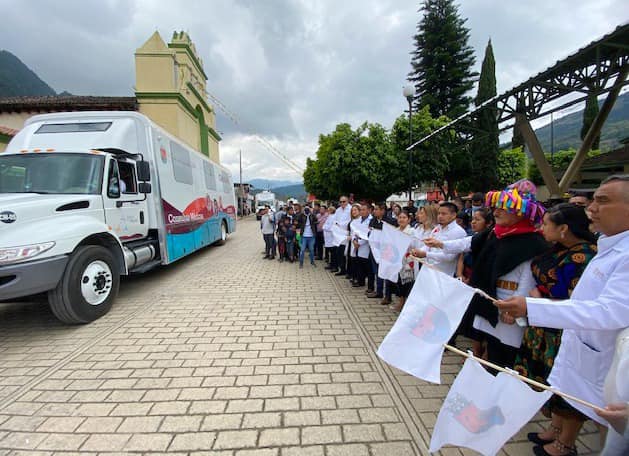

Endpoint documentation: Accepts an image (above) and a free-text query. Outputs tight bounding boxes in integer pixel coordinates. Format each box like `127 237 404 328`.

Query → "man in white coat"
497 175 629 455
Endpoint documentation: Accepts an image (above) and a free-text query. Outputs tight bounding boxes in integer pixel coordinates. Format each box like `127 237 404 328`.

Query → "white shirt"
423 220 467 277
303 215 314 237
334 204 352 227
526 230 629 423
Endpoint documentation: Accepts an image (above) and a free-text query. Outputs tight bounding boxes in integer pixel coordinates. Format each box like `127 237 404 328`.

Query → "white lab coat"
350 216 372 258
601 327 629 455
527 230 629 423
424 220 467 277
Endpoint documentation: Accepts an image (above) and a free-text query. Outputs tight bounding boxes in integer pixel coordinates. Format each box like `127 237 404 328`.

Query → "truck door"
103 157 149 242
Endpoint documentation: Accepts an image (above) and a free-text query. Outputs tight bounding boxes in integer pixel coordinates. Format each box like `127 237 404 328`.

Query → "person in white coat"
497 175 629 456
411 202 467 277
597 327 629 455
350 204 372 288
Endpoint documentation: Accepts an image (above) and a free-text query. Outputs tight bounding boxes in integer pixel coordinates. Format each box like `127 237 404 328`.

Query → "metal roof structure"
408 23 629 150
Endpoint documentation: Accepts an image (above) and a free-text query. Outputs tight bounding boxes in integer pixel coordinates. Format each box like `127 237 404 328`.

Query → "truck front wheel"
48 245 120 324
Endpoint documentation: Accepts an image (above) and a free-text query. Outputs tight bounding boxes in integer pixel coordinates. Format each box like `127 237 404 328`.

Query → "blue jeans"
299 236 315 265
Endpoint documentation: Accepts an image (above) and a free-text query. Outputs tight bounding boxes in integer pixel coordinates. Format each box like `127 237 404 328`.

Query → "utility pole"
239 149 244 217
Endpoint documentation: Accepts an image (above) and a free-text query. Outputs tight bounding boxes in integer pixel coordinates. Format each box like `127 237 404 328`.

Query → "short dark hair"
439 202 458 214
472 192 484 203
377 203 387 210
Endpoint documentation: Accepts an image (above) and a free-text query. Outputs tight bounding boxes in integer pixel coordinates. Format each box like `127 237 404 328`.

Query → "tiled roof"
0 96 138 113
581 144 629 169
0 125 18 137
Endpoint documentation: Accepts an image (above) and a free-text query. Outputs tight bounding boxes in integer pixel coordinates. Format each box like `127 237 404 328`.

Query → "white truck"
254 191 276 220
0 111 236 323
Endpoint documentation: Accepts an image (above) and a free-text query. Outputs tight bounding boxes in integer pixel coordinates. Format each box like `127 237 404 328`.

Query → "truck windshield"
0 153 105 195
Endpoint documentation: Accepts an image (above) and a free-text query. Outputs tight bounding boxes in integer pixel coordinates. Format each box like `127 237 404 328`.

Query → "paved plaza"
0 218 602 455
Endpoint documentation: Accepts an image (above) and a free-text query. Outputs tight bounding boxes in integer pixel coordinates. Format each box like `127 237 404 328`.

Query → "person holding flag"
497 175 629 456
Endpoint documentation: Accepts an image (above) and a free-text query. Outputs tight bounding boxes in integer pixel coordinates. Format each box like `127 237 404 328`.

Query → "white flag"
430 358 552 456
377 266 475 383
350 218 370 240
368 228 383 263
376 222 412 282
331 223 349 247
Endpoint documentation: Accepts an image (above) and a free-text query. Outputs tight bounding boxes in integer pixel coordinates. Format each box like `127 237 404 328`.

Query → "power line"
205 90 305 175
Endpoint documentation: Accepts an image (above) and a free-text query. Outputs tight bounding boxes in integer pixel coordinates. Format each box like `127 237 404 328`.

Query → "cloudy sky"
1 0 627 181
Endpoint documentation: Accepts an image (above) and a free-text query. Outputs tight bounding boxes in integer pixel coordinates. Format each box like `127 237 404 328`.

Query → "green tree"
581 88 600 150
468 39 499 191
391 106 458 199
528 148 601 186
303 122 402 201
408 0 477 119
496 147 527 187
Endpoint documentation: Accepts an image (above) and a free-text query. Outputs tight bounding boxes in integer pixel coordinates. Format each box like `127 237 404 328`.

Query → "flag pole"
443 344 605 413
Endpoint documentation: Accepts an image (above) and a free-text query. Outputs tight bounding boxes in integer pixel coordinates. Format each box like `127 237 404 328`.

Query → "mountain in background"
0 50 57 97
271 183 307 202
248 178 301 189
523 91 629 152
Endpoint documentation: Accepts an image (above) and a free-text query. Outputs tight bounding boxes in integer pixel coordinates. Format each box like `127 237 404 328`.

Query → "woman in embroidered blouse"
516 203 597 456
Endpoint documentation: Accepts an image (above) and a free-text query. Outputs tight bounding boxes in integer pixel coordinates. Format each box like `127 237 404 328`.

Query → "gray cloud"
0 0 626 181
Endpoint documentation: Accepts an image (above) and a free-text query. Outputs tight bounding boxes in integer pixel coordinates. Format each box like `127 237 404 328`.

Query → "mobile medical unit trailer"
0 111 236 323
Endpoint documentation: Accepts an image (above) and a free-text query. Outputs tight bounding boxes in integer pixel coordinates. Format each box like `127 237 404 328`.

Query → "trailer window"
203 161 216 191
35 122 112 133
170 142 193 185
220 170 231 193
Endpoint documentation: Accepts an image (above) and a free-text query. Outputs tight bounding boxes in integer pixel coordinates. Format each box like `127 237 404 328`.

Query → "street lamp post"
403 85 416 203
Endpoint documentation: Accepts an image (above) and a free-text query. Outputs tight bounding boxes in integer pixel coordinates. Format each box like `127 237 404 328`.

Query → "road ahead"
0 218 601 455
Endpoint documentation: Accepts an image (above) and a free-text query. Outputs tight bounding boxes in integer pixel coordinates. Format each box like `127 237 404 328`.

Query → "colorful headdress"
485 179 545 225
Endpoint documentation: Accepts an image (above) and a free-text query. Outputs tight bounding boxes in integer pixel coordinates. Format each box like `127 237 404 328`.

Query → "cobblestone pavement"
0 218 602 455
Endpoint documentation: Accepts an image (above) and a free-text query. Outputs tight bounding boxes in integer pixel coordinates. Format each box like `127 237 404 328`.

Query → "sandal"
533 439 577 456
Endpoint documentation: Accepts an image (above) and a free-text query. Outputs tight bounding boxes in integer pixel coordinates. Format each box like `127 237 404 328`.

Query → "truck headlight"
0 242 56 265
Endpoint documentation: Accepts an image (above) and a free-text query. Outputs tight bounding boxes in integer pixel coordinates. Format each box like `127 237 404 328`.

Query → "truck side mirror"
138 182 152 194
137 161 151 182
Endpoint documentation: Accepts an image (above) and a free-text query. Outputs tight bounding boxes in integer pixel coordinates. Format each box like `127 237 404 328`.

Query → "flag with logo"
377 265 475 383
430 358 552 455
368 228 383 263
376 222 412 282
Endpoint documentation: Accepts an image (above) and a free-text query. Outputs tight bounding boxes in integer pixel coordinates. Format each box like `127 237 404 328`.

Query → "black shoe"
352 282 364 288
533 442 577 456
334 271 345 276
527 433 554 446
311 262 316 267
345 275 351 280
324 265 335 270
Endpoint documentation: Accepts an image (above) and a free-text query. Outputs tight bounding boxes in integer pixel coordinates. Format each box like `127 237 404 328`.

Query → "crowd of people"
259 176 628 456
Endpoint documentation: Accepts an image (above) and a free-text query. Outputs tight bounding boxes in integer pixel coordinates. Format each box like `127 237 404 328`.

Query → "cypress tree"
408 0 478 119
581 88 600 150
469 39 499 190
